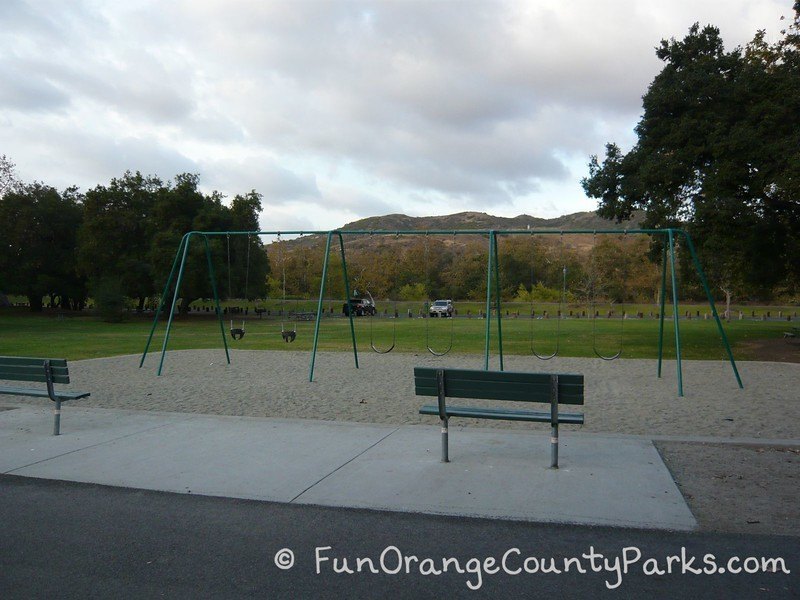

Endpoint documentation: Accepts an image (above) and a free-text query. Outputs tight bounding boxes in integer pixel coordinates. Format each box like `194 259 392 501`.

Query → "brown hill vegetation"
267 211 652 302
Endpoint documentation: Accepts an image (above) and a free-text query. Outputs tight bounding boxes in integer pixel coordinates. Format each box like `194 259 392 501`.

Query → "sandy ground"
3 349 799 535
53 349 800 439
656 442 799 536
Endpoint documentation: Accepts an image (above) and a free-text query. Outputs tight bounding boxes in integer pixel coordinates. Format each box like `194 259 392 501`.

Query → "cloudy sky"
1 0 790 231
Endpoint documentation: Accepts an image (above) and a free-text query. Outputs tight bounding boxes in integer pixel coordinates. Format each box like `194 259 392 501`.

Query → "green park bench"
0 357 90 435
414 367 584 468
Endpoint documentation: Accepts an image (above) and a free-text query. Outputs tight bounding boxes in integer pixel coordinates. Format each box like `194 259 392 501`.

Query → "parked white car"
429 299 454 317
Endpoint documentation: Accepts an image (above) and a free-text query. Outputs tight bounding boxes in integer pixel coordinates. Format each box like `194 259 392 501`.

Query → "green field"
0 307 794 363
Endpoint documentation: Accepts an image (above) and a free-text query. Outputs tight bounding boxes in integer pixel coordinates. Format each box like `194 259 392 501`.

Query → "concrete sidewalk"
0 405 696 531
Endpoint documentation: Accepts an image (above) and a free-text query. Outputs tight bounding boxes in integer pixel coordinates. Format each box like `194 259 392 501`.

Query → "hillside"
340 210 643 232
263 210 660 302
283 210 644 254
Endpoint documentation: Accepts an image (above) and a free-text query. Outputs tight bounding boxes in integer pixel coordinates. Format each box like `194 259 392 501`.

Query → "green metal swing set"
139 227 743 397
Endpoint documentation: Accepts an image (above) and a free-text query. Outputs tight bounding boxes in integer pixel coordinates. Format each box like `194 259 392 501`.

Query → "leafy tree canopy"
0 165 269 313
0 182 85 310
0 155 21 197
582 4 800 299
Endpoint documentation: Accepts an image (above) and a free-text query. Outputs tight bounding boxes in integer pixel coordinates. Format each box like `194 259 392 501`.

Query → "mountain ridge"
280 210 645 252
339 210 643 232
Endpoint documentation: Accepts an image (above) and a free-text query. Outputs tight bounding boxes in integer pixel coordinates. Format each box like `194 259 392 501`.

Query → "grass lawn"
0 308 793 363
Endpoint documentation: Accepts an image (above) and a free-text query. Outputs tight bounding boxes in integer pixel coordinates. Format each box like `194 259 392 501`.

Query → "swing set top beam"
180 228 678 237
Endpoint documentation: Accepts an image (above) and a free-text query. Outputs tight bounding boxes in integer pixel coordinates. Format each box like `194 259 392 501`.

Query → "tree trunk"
28 294 43 312
179 297 195 315
720 287 732 321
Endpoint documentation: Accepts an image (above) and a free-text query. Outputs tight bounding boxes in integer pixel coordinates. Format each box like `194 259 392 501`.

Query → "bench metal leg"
436 369 449 462
550 375 559 469
44 360 62 436
53 399 61 436
441 417 449 463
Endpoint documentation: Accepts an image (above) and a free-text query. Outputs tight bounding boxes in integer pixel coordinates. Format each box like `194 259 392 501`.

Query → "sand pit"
38 349 799 440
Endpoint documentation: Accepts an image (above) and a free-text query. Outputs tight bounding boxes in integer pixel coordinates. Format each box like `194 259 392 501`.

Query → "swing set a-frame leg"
140 234 186 369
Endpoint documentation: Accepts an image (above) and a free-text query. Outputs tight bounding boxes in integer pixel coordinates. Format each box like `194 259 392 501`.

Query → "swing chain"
278 233 297 339
227 233 247 341
425 232 455 356
591 232 625 360
531 232 565 360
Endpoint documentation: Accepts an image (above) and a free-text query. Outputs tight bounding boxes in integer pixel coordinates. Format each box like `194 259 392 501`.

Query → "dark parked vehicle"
342 297 376 316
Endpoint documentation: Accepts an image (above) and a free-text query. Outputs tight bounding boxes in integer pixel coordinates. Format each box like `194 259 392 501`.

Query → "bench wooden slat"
0 366 71 384
414 382 584 404
0 357 68 368
0 357 71 384
415 375 586 392
0 387 90 401
415 367 583 385
419 404 584 424
414 367 584 405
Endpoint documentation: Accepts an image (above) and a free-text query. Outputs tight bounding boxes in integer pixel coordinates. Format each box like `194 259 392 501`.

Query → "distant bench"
414 367 584 468
0 357 90 435
291 311 317 321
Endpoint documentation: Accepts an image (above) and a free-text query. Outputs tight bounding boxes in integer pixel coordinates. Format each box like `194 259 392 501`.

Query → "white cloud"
200 157 321 203
0 0 790 226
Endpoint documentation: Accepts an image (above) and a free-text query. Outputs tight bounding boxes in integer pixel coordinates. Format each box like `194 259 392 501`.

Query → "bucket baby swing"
277 234 297 343
226 233 249 341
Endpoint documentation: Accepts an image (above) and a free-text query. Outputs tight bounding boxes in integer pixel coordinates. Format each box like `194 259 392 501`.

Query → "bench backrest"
414 367 584 405
0 357 70 384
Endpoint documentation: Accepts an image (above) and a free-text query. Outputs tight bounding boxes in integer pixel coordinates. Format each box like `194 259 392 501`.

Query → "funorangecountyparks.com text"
272 545 794 591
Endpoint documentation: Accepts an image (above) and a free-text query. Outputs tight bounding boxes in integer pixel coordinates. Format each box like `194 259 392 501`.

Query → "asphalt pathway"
1 475 797 599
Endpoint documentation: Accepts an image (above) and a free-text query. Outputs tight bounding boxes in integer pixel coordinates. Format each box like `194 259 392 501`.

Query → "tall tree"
0 183 86 310
78 171 161 311
227 191 269 301
149 175 269 313
582 6 800 299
